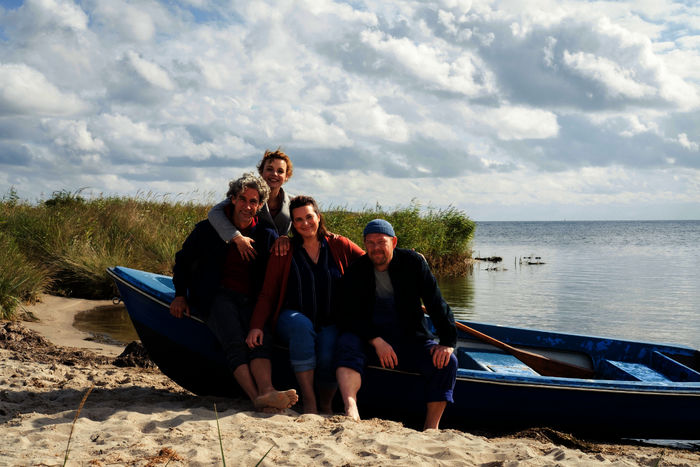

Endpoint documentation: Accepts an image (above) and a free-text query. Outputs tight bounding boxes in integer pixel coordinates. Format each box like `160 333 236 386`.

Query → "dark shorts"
206 288 272 371
335 331 457 403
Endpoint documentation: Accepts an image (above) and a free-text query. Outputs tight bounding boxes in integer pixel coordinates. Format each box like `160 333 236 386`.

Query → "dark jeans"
206 288 272 372
335 331 457 403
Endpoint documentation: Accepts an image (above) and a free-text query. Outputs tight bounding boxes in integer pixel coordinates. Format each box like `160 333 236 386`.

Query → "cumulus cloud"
0 0 699 220
360 29 495 97
562 50 657 99
488 106 560 140
44 119 106 152
90 0 158 42
125 51 175 91
332 95 410 143
677 133 699 151
0 63 88 116
2 0 88 37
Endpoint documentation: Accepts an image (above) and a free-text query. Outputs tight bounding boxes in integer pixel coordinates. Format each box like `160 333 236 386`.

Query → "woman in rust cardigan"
246 195 364 414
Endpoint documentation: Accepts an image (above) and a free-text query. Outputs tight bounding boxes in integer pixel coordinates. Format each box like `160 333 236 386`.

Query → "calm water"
80 220 700 350
439 220 700 350
73 304 139 345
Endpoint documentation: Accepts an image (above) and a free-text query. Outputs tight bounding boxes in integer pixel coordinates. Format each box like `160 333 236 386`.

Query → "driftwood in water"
475 256 502 263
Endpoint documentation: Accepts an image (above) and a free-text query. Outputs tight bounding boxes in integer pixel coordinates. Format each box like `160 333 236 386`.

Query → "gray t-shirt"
374 269 394 299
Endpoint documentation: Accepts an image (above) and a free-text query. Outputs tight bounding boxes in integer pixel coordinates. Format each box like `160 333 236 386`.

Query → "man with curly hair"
170 173 297 411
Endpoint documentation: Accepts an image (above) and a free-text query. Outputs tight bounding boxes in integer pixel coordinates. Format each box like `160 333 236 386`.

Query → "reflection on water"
73 304 140 345
86 221 700 351
438 220 700 350
438 274 476 320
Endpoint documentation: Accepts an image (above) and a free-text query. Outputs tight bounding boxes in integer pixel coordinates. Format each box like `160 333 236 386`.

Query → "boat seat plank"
605 360 672 383
651 351 700 382
463 350 540 376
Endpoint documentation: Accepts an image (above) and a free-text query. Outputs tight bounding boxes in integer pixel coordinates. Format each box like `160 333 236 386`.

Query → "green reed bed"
0 189 474 319
324 202 475 275
1 189 209 317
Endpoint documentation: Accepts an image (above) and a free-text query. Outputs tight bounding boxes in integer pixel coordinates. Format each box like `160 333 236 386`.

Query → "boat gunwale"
453 368 700 394
107 267 700 395
107 267 206 325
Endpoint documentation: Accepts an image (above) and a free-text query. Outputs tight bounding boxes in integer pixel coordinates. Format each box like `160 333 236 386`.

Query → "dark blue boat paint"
107 266 700 439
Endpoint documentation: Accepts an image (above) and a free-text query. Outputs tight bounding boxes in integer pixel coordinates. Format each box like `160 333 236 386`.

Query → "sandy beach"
1 296 698 466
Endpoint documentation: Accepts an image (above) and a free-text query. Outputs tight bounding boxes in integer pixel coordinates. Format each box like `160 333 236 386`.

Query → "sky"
1 0 699 221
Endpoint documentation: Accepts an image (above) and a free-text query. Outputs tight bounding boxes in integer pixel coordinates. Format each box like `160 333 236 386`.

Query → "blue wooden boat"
107 266 700 439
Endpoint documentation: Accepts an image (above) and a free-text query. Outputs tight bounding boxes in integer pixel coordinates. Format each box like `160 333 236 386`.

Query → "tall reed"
0 190 474 319
324 201 475 273
1 189 209 301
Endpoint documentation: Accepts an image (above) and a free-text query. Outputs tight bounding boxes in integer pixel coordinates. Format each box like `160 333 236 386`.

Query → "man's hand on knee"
370 337 398 369
430 344 454 369
246 328 264 348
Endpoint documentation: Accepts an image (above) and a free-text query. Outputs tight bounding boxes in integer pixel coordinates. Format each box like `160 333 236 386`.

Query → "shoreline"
1 296 698 465
20 294 126 357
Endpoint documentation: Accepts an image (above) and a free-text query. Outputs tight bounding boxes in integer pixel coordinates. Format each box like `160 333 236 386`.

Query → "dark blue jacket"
337 248 457 347
172 215 277 318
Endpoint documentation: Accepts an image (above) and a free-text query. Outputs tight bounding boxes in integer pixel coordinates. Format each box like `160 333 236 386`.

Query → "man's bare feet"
344 398 360 421
258 406 286 414
254 389 298 410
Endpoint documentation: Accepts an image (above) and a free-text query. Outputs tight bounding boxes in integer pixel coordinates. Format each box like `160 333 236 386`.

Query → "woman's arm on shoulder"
346 236 365 261
329 234 365 272
208 198 240 242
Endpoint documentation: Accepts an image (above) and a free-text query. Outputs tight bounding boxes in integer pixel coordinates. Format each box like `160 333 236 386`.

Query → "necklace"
304 241 321 264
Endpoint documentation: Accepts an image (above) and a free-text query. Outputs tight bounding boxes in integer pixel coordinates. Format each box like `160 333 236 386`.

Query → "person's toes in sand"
254 389 298 410
344 399 360 421
258 406 286 414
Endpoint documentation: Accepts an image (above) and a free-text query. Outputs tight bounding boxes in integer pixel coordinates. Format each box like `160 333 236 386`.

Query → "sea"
440 220 700 351
80 220 700 350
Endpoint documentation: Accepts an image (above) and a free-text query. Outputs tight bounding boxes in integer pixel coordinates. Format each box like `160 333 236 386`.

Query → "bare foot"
302 394 318 415
258 406 286 414
344 398 360 421
254 389 298 410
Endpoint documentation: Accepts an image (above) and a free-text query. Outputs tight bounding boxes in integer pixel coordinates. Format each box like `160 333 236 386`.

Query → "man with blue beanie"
335 219 457 430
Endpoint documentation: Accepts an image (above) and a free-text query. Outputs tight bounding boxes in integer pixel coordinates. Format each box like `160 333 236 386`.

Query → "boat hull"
107 266 700 439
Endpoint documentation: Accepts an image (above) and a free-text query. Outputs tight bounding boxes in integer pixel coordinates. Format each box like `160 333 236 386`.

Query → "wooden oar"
454 321 596 379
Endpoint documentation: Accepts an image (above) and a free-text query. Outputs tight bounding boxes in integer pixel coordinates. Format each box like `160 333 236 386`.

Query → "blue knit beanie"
363 219 396 237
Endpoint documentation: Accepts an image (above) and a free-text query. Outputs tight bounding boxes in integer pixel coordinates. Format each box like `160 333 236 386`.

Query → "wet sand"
1 295 698 465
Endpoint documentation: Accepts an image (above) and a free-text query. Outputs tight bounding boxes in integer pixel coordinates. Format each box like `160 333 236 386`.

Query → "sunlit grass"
0 230 51 319
324 200 475 274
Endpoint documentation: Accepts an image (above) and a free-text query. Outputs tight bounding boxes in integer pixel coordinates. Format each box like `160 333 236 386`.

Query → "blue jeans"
276 309 338 386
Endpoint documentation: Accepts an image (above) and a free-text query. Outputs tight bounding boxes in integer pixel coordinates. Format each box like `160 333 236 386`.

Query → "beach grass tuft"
1 190 474 319
214 403 226 467
63 384 94 467
0 231 51 319
255 446 274 466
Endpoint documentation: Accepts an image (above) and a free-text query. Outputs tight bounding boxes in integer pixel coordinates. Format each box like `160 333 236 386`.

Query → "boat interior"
455 337 700 383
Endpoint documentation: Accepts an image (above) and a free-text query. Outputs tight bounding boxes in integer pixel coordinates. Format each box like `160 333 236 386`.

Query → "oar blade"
455 321 595 379
512 350 595 379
